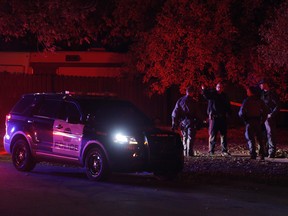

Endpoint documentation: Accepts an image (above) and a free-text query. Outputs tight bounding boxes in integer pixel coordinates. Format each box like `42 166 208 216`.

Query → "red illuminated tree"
122 0 286 98
110 0 287 100
258 0 288 100
128 0 238 95
0 0 102 51
99 0 165 51
0 0 287 100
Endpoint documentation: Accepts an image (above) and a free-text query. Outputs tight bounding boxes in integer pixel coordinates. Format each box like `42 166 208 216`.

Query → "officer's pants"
245 120 265 157
263 117 277 157
181 126 196 156
208 117 228 153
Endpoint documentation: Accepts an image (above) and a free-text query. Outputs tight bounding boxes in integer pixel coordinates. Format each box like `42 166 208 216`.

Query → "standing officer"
201 81 231 156
238 86 269 160
172 86 201 157
259 79 280 158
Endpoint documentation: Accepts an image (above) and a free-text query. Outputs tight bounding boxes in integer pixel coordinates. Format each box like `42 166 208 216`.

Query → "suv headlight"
113 133 138 145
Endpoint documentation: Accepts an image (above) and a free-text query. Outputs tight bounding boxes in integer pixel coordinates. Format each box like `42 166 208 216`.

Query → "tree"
100 0 165 51
128 0 237 96
0 0 103 51
116 0 287 100
0 0 287 100
258 0 288 100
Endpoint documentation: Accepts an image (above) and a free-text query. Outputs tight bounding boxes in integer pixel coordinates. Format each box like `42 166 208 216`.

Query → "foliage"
101 0 165 51
132 0 238 95
0 0 100 51
0 0 287 100
125 0 287 99
258 0 288 101
111 0 287 100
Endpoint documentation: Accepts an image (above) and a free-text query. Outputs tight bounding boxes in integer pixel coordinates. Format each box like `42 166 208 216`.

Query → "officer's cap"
258 78 268 85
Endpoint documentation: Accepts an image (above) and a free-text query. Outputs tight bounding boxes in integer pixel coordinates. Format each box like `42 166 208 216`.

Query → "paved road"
1 153 288 216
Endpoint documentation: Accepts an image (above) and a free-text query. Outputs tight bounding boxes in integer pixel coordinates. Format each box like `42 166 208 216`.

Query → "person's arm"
261 100 270 124
269 91 280 118
171 100 181 130
238 99 247 122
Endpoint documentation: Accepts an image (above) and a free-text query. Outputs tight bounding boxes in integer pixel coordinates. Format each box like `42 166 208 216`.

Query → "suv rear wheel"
12 139 36 171
85 147 109 181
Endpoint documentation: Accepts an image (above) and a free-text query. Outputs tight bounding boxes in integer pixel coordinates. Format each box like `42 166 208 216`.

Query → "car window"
79 99 152 126
59 102 81 123
11 96 34 114
34 99 62 118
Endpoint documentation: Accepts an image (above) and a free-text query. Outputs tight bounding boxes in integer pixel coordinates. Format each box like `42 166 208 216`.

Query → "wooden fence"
0 72 178 132
1 72 286 135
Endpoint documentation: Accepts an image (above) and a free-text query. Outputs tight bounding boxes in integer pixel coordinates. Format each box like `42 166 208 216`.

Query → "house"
0 49 127 77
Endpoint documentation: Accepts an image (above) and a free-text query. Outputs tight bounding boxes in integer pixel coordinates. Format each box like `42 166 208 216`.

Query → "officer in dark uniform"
201 81 231 156
172 86 201 157
238 86 269 160
259 79 280 158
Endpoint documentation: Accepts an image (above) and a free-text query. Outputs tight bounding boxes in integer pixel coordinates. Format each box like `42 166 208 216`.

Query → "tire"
85 147 109 181
12 139 36 172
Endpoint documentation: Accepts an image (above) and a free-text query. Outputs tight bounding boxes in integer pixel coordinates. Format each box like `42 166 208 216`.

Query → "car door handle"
55 124 63 129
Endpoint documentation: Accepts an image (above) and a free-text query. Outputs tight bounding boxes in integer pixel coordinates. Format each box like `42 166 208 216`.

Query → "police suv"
4 92 183 181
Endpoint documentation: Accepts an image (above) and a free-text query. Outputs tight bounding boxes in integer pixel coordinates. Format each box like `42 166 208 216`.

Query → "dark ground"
177 126 288 186
1 127 288 216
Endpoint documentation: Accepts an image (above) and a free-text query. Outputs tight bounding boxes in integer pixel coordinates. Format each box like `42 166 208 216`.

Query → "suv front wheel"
12 139 36 171
85 147 109 181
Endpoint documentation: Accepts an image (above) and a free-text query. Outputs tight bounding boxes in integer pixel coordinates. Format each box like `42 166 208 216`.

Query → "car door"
52 101 84 158
32 99 62 153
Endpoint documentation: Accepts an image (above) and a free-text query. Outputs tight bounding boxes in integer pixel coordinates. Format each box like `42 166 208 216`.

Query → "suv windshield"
78 98 152 126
